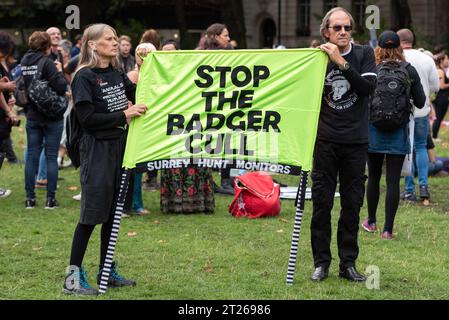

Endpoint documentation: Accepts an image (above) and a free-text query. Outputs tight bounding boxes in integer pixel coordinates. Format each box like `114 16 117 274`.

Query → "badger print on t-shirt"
324 69 358 111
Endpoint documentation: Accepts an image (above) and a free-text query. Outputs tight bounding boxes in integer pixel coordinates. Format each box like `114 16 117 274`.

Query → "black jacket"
20 50 67 122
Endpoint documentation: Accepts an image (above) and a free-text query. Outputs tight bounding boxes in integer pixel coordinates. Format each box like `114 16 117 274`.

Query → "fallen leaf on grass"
127 232 137 237
276 229 284 233
158 240 166 244
278 218 289 223
261 271 269 277
202 260 214 273
68 186 78 191
153 220 160 224
33 247 42 251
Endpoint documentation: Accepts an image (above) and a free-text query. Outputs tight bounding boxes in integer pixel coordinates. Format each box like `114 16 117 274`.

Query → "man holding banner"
310 7 377 282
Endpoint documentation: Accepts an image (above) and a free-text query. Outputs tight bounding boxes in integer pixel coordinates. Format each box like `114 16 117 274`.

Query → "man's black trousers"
310 140 367 270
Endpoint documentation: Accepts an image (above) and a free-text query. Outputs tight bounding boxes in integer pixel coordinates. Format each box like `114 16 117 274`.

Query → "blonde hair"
75 24 119 76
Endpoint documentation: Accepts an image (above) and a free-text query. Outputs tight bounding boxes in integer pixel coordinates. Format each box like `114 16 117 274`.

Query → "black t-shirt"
318 44 377 144
71 66 136 139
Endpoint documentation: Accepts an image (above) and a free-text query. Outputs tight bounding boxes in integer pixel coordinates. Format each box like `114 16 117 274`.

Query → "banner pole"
98 168 132 295
286 170 308 285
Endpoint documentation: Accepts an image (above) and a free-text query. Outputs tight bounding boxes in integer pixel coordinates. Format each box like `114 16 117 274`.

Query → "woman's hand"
54 60 63 73
123 103 148 124
7 95 16 107
6 108 18 123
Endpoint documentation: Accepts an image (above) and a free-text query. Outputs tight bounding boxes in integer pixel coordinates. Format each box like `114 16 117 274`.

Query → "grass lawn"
1 114 449 300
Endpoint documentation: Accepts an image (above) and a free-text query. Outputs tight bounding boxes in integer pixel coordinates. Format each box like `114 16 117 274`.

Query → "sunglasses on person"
328 25 353 32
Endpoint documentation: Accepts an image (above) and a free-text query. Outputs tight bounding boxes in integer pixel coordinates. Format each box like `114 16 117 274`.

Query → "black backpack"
370 60 412 131
65 107 82 169
28 58 68 120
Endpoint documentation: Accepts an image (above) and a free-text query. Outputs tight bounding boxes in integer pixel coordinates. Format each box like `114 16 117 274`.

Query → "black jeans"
311 140 367 270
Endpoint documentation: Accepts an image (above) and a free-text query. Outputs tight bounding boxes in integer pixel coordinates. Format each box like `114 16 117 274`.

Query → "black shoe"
339 266 366 282
400 191 417 202
216 178 234 195
142 177 159 191
310 266 329 282
45 198 59 210
419 185 430 200
25 198 36 209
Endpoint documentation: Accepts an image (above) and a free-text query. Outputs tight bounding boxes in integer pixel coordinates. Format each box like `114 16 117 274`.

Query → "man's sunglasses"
328 25 352 32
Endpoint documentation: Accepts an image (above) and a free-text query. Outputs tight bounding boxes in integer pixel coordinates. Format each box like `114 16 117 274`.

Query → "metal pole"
286 170 308 285
98 168 132 295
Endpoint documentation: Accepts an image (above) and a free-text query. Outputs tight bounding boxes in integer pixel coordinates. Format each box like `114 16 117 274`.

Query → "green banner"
123 49 327 175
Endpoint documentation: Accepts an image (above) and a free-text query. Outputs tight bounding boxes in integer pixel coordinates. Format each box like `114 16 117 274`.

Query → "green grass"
1 115 449 300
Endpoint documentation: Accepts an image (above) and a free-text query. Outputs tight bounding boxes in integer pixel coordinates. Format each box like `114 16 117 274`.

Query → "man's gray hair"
320 7 355 41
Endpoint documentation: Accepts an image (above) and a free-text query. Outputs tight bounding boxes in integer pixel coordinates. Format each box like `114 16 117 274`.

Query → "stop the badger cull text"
166 65 282 157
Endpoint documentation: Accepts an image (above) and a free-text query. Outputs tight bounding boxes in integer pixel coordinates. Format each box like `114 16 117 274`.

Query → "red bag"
229 171 281 218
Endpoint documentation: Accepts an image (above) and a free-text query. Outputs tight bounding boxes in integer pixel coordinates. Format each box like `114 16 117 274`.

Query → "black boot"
218 178 234 195
97 261 136 287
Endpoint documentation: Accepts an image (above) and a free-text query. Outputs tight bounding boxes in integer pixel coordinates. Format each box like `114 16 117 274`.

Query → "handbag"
229 171 281 218
28 58 68 120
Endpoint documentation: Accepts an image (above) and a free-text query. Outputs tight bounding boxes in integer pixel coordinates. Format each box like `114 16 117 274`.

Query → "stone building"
243 0 449 49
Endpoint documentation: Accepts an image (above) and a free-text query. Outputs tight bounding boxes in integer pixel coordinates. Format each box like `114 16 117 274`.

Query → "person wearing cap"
362 31 426 240
310 7 377 283
397 29 440 202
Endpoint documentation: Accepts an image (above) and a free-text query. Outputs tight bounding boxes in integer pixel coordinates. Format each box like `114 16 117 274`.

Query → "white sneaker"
72 193 81 201
0 188 12 198
62 159 72 168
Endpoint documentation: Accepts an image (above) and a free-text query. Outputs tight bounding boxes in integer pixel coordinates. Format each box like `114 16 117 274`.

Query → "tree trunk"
221 0 247 49
392 0 412 29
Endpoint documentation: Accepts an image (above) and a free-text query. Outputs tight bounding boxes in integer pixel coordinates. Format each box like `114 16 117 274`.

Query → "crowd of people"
0 6 449 294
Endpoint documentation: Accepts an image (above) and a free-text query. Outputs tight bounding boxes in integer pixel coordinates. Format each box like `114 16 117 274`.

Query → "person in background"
21 31 67 210
310 39 322 48
397 29 440 202
161 39 178 51
63 24 147 295
70 34 82 58
196 23 232 50
0 31 19 164
118 35 135 74
46 27 64 63
431 52 449 140
362 31 425 240
0 63 17 198
310 7 377 282
427 133 449 177
196 23 234 195
140 29 160 50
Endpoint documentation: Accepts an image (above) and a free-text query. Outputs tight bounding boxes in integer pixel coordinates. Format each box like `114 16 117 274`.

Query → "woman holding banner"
63 24 147 295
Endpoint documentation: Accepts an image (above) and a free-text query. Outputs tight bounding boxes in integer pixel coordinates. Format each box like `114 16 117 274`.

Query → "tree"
220 0 247 48
391 0 412 30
